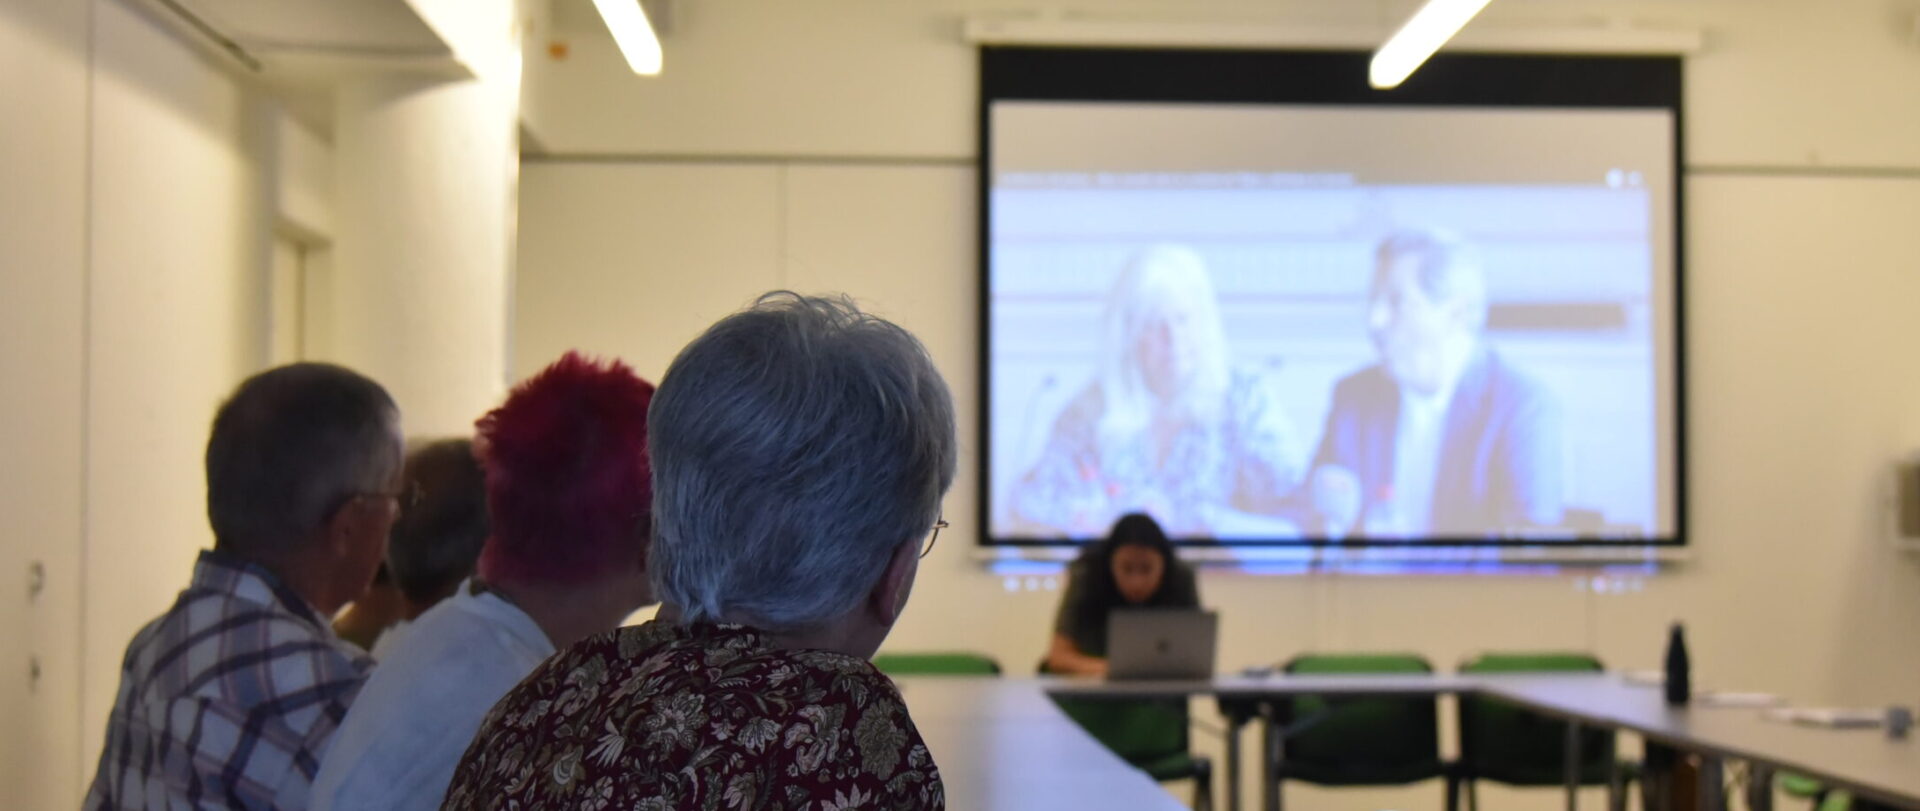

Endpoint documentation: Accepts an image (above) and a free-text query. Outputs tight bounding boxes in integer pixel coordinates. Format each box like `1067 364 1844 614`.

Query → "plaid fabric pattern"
86 550 373 811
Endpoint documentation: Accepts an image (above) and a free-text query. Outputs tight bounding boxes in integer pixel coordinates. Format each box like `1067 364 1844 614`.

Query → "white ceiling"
149 0 465 134
171 0 448 55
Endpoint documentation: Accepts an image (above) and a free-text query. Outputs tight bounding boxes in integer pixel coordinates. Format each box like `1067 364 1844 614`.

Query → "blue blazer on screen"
1310 347 1564 536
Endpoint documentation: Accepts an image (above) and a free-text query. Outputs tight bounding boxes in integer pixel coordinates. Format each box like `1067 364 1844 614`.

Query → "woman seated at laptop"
1046 512 1200 677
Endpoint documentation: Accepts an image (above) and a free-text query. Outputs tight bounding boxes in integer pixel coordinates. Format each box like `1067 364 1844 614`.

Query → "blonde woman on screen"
1012 244 1304 538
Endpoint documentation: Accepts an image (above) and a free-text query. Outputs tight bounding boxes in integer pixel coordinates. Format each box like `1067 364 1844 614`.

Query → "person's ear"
325 496 391 561
868 539 920 626
320 500 362 559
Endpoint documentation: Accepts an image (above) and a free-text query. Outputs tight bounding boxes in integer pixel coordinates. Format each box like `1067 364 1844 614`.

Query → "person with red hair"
311 352 658 811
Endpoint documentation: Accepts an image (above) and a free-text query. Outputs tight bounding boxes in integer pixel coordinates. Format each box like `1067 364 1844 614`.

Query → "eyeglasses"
344 480 422 516
921 517 949 559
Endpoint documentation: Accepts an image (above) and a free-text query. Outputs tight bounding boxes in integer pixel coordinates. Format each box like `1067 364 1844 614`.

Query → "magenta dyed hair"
475 351 655 586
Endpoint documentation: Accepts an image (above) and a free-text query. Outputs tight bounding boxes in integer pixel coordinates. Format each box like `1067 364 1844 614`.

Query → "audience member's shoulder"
602 618 680 664
167 616 367 725
781 648 903 707
786 647 884 676
501 621 674 696
253 614 372 684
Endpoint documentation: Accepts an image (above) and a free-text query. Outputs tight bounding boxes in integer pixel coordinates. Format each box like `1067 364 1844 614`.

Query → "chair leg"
1445 774 1461 811
1468 778 1480 811
1191 759 1214 811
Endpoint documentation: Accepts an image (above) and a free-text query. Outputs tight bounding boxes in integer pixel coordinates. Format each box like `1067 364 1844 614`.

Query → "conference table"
900 677 1188 811
907 673 1920 811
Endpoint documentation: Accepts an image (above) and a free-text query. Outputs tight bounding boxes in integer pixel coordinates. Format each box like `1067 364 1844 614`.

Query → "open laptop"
1106 609 1218 681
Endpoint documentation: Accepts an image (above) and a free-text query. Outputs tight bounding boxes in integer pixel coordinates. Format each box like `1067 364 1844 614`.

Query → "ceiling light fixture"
591 0 663 75
1370 0 1494 89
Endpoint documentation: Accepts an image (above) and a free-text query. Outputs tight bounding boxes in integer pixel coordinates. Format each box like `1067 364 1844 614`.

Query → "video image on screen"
986 101 1680 546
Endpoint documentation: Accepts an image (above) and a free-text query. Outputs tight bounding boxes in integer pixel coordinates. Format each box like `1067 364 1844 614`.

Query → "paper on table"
1763 707 1887 728
1696 691 1785 707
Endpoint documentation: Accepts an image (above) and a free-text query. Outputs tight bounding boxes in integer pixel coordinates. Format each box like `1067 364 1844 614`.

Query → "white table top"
1041 671 1920 810
1478 674 1920 811
898 677 1188 811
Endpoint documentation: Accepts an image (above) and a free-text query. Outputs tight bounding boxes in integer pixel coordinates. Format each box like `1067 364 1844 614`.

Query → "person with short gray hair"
442 292 954 811
87 363 404 811
649 291 957 630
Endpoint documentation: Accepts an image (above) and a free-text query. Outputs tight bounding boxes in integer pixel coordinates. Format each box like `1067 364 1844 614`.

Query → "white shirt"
1390 384 1453 537
309 582 554 811
367 617 410 661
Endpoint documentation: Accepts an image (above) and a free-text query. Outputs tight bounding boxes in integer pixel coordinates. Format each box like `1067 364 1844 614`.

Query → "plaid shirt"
86 550 373 811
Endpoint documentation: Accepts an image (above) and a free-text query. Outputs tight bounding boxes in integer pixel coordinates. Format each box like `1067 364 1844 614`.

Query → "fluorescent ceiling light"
591 0 663 75
1370 0 1494 89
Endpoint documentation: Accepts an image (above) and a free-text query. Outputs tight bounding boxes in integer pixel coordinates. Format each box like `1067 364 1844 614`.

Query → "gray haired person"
441 292 955 810
649 293 957 639
88 363 403 811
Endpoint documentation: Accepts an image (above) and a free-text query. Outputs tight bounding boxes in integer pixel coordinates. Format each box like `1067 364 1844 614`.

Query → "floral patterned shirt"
440 621 943 811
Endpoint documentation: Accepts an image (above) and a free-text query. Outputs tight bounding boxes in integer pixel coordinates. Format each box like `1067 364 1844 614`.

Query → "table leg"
1697 756 1724 811
1746 764 1774 811
1643 741 1679 811
1607 754 1624 811
1564 720 1582 811
1262 702 1281 811
1225 712 1243 811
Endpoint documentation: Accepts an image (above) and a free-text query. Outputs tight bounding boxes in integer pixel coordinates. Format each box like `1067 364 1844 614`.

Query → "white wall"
0 0 91 807
83 8 278 774
0 0 305 802
517 1 1920 807
326 74 518 437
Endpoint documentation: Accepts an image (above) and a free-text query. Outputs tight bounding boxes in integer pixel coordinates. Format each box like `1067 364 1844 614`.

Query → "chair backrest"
1277 653 1443 785
870 651 1002 677
1050 695 1191 767
1458 651 1614 785
1036 660 1191 769
1460 652 1601 674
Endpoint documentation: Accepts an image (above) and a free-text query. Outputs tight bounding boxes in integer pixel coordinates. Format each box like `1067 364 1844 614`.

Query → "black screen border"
976 47 1688 549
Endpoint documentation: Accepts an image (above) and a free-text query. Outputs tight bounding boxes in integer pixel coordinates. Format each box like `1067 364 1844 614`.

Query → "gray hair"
205 363 402 556
1375 228 1489 328
648 292 958 630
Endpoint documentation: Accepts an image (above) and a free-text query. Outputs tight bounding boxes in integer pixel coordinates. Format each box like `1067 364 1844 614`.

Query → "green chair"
1780 775 1856 811
1042 664 1213 811
870 651 1002 676
1270 652 1458 811
1458 652 1636 811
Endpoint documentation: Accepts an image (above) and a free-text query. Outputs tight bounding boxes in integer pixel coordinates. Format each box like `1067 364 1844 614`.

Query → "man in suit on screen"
1307 228 1564 540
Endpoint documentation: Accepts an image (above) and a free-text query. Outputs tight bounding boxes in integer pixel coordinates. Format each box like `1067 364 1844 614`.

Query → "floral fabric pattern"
441 621 943 811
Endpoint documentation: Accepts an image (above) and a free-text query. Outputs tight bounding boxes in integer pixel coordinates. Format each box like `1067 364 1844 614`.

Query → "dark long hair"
1071 513 1187 628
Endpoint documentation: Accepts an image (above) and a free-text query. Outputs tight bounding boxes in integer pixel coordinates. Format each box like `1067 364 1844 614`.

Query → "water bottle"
1663 623 1690 706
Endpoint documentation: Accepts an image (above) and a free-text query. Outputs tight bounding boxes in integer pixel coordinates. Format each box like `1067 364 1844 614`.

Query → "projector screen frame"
975 47 1688 556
